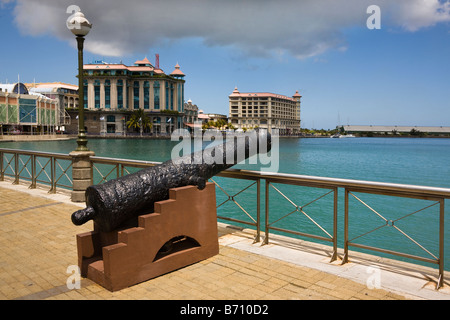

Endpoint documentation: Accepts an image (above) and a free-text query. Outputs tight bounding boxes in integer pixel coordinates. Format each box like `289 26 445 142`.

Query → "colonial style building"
66 57 186 135
229 87 301 134
0 83 59 135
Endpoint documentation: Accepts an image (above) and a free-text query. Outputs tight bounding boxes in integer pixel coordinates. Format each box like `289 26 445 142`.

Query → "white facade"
229 87 301 134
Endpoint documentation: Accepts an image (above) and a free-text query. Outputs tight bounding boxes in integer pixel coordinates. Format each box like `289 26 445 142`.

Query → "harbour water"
1 136 450 270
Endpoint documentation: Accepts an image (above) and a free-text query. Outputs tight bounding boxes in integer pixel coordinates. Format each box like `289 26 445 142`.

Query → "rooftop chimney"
155 54 160 69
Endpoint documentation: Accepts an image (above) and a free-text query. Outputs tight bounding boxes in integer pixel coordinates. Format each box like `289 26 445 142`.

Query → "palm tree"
126 109 152 136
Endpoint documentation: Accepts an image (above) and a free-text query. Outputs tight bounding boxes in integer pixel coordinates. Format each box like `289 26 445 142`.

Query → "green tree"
215 119 227 130
127 109 152 136
409 128 424 136
227 123 236 130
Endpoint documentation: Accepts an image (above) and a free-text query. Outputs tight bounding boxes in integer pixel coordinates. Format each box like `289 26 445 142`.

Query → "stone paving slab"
0 182 447 301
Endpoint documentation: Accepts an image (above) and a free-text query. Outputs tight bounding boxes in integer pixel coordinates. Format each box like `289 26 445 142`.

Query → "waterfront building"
0 83 59 135
205 113 228 123
26 82 78 129
197 110 210 124
229 87 301 134
197 109 228 125
65 56 186 135
183 99 199 130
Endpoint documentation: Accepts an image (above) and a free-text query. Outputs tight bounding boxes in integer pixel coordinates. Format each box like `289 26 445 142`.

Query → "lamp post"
67 9 92 151
67 8 94 202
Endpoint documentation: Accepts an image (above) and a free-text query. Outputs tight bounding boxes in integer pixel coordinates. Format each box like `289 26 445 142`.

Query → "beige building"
66 57 186 136
229 87 301 134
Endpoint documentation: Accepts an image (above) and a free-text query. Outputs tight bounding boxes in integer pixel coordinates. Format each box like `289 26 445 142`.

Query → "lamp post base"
70 150 95 202
76 132 89 151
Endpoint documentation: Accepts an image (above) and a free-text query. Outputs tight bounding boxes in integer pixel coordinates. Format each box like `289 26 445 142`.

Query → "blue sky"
1 0 449 129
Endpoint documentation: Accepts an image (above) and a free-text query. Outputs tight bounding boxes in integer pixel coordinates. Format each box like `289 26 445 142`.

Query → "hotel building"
0 83 59 136
65 57 186 135
229 87 301 134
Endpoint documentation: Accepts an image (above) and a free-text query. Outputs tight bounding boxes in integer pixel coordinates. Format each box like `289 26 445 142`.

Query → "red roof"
134 57 152 66
83 58 180 75
293 90 302 98
170 63 185 76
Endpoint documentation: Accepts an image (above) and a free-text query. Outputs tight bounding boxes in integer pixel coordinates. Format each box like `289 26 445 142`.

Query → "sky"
0 0 449 130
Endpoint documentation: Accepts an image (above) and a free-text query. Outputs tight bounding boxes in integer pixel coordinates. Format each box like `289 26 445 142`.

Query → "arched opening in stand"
153 236 200 262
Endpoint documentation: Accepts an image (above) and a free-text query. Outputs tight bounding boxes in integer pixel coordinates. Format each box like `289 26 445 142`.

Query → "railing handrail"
0 148 72 160
90 155 161 167
3 148 450 198
219 168 450 199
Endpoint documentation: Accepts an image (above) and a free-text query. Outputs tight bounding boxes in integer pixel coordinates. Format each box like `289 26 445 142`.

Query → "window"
165 82 170 109
133 81 140 109
170 83 174 110
104 80 110 109
117 80 123 109
107 124 115 133
144 81 150 109
153 81 160 109
94 80 100 109
178 83 183 112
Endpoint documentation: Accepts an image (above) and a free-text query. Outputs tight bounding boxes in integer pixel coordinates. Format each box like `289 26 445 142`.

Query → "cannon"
71 130 271 232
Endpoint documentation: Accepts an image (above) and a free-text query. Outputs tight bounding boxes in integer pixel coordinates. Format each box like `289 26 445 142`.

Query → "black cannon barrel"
71 131 271 232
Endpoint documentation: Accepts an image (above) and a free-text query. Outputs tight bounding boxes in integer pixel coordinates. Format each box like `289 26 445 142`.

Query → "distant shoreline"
1 133 450 143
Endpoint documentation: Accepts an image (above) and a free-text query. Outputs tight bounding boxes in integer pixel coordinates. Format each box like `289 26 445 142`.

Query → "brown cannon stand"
76 182 219 291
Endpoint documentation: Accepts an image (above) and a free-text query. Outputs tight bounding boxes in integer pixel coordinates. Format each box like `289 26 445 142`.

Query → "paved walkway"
1 181 449 301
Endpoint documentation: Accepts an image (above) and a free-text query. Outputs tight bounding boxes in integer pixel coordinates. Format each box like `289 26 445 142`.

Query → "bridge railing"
1 147 450 289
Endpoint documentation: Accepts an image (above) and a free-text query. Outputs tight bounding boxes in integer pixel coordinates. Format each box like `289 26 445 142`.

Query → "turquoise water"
2 137 450 270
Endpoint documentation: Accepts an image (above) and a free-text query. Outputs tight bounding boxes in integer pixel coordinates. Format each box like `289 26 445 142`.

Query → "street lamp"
67 9 92 151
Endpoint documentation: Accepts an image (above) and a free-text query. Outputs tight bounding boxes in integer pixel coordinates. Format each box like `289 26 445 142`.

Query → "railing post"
0 151 3 181
263 179 270 245
49 156 56 194
13 153 19 185
254 178 261 243
70 150 95 202
438 198 445 289
30 154 36 189
342 188 349 264
331 187 338 262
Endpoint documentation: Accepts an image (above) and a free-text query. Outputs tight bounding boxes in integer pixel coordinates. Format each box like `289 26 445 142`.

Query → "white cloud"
4 0 450 58
390 0 450 31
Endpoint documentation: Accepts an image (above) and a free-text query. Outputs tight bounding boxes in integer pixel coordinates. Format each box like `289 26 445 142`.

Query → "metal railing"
90 156 160 185
257 172 450 289
1 148 450 288
0 148 73 193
